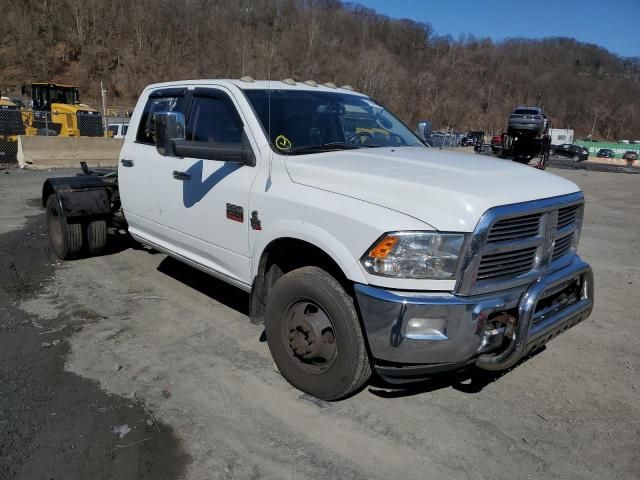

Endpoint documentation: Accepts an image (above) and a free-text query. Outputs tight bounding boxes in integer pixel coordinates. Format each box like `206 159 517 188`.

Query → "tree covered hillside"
2 0 639 138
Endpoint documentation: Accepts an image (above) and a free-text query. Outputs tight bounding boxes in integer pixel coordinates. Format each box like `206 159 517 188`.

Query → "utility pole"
589 109 598 140
100 81 108 138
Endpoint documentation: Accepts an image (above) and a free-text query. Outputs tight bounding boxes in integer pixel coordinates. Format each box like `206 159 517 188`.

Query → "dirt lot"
1 167 639 480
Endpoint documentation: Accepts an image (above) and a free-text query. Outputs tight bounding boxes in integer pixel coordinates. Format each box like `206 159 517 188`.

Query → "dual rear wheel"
46 195 107 260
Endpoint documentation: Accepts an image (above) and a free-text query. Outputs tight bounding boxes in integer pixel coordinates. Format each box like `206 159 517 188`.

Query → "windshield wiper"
288 142 375 155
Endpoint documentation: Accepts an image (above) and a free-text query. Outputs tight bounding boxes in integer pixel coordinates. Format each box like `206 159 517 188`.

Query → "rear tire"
86 219 108 255
46 195 83 260
265 266 372 401
573 154 580 162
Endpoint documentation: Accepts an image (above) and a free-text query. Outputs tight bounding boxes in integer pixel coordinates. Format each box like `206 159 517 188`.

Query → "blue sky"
355 0 640 58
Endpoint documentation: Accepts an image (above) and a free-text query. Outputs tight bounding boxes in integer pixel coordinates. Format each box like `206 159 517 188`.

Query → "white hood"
284 147 580 232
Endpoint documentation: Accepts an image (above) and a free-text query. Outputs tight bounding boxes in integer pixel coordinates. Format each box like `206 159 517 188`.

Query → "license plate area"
532 277 583 325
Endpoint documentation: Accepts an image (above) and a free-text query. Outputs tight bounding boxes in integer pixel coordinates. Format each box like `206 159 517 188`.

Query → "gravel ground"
0 166 638 480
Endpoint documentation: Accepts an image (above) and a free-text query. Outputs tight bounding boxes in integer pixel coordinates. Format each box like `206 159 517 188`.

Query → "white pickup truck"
42 78 594 400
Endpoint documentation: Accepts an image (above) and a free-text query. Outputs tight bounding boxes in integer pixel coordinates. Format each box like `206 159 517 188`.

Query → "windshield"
514 109 539 115
244 89 425 154
50 87 79 105
32 84 80 109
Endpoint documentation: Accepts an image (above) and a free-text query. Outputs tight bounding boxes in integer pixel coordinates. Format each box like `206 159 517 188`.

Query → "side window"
187 95 243 144
136 95 184 144
108 125 118 136
122 125 129 135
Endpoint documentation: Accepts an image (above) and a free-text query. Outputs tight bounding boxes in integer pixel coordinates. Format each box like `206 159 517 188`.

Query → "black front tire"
46 195 83 259
265 266 372 401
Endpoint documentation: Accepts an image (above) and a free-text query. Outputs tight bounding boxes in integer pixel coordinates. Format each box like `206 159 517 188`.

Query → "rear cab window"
186 90 244 144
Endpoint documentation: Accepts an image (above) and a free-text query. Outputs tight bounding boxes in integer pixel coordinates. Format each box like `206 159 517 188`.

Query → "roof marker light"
281 78 296 85
303 80 318 87
341 85 354 91
239 76 255 83
323 82 337 89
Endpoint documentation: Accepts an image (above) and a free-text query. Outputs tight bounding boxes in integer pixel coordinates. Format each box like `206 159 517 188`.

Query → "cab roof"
32 82 78 88
143 79 367 97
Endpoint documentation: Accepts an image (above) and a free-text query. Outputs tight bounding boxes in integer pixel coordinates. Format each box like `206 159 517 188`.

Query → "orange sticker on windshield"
275 135 292 151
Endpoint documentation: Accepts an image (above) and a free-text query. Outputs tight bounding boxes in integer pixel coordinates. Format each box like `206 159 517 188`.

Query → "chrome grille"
552 233 574 261
487 212 542 243
558 205 579 230
477 246 537 280
458 194 585 295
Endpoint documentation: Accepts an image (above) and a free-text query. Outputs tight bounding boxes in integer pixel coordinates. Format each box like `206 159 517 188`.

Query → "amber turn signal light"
368 235 398 259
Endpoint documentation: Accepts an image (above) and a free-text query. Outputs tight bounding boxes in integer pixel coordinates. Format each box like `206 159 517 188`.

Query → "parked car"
40 78 594 400
507 106 547 137
622 151 638 161
428 131 445 147
553 143 589 162
461 131 483 147
596 149 614 158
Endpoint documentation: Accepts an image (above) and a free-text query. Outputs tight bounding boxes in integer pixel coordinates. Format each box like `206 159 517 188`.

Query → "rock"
41 342 52 348
114 364 122 372
112 424 132 438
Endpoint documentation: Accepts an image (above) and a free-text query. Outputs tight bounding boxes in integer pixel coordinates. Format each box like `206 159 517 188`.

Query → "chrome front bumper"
355 257 593 373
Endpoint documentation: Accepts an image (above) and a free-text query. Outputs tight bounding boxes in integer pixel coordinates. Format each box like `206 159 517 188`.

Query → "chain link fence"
0 108 130 168
417 122 484 149
427 130 465 148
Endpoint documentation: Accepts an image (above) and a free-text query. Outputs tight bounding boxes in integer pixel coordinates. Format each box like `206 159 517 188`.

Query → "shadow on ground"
157 256 250 316
0 214 191 480
367 347 546 399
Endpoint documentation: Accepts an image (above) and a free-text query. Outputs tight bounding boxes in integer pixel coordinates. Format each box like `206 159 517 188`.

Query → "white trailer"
550 128 574 145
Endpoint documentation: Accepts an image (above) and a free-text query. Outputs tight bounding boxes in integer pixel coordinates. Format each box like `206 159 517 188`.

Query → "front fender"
250 219 366 284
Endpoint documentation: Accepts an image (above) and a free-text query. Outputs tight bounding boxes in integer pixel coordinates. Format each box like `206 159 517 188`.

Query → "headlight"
361 232 466 279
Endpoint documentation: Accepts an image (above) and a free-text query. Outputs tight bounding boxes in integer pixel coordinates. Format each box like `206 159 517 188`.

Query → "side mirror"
154 111 185 156
417 120 431 142
173 140 255 166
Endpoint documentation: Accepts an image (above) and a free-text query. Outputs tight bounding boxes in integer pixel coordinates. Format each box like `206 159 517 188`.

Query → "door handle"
120 159 134 167
172 170 191 181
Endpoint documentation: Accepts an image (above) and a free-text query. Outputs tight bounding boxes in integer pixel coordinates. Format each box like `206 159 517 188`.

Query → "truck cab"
43 78 594 400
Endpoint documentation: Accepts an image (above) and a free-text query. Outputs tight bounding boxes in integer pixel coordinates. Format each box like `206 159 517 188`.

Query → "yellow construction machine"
23 83 104 137
0 97 26 163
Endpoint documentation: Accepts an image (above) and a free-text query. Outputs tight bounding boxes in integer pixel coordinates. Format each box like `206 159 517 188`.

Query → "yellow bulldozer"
22 83 104 137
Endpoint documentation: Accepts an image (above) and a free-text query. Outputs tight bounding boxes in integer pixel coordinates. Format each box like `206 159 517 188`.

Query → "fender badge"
250 211 262 230
226 203 244 222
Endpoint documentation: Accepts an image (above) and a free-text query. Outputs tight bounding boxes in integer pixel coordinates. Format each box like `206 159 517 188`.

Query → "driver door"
162 87 261 288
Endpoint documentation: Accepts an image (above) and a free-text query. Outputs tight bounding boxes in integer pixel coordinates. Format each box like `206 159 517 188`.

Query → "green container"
575 141 640 159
